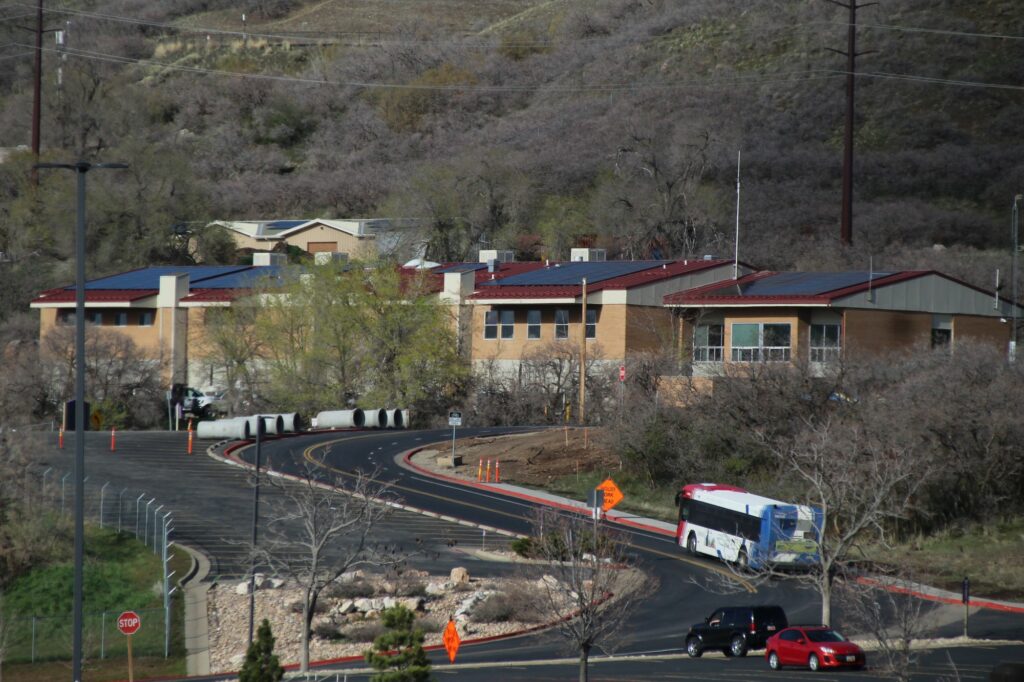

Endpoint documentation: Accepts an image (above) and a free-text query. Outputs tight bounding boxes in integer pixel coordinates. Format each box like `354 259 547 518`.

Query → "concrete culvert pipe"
401 409 410 429
363 408 388 429
196 418 251 441
239 414 284 435
385 409 404 429
265 413 303 432
315 409 365 429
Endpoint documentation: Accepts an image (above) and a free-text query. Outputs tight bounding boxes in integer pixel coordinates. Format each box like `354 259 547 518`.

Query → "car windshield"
806 629 846 642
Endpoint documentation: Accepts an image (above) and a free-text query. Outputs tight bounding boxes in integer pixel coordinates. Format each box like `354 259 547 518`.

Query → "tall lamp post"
35 160 127 682
1012 195 1021 362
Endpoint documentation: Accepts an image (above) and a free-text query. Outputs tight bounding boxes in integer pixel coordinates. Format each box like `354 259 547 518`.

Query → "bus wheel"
686 533 697 555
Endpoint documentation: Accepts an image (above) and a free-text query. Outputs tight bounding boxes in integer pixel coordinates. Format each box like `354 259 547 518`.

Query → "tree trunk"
820 571 832 627
578 643 591 682
301 600 312 672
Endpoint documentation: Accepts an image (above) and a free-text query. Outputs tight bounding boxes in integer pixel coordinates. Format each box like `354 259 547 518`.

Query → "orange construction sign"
443 619 461 663
596 478 624 511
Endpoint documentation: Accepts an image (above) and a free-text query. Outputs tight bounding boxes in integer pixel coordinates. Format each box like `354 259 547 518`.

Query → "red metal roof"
31 289 157 305
180 288 247 303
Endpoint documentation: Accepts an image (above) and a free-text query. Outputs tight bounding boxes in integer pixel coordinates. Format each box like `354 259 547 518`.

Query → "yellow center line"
245 434 754 592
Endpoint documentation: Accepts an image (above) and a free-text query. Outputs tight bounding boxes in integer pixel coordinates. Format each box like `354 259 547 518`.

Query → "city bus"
674 483 822 570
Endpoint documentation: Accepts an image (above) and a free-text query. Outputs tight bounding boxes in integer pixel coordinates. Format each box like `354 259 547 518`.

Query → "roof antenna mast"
733 150 741 280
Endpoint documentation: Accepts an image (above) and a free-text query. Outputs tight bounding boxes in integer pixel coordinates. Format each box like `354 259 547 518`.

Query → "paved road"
27 428 1024 681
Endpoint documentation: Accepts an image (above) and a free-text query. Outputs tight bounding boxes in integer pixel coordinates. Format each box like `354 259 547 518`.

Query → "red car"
765 626 866 671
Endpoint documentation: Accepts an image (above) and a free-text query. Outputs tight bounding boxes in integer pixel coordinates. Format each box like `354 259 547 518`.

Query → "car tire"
768 651 782 670
686 637 703 658
809 653 820 671
687 533 697 555
730 635 748 657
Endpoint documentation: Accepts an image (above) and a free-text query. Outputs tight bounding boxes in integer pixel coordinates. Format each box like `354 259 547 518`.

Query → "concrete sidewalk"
400 447 1024 616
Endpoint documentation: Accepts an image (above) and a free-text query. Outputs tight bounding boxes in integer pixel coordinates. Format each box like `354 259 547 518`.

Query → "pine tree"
239 619 284 682
364 605 431 682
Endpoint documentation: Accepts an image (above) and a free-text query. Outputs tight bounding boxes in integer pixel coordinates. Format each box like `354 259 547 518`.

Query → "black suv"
685 605 788 658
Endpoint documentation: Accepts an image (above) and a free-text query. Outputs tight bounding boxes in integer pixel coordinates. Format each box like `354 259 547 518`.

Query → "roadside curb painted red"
855 576 1024 615
402 447 678 538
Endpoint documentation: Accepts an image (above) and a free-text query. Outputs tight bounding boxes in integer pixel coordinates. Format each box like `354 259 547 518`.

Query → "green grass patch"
528 470 679 524
863 518 1024 601
2 523 192 666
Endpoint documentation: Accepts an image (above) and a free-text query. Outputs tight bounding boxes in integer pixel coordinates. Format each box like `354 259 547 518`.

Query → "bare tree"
524 508 648 682
762 417 932 626
837 572 940 682
253 461 401 673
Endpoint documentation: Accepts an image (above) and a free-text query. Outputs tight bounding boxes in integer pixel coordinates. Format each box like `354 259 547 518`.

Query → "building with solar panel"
663 270 1020 379
206 218 414 259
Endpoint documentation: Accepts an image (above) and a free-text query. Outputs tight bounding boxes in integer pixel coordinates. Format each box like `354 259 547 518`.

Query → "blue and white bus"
674 483 822 570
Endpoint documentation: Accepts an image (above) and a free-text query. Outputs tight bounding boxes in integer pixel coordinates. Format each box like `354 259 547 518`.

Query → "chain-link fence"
4 462 180 663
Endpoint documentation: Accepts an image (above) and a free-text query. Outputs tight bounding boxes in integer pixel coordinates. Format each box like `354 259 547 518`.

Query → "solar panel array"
264 220 307 231
80 266 252 290
198 266 285 289
481 261 663 287
740 272 893 297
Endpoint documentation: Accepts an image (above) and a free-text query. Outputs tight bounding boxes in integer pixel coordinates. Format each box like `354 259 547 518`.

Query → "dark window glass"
807 630 846 643
527 310 541 339
780 630 800 642
484 310 498 339
89 311 103 325
138 311 154 326
115 312 128 326
585 308 597 339
500 310 515 339
555 309 569 339
931 328 952 348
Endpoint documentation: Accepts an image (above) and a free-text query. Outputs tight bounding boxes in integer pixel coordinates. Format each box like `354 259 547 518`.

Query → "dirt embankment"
421 428 618 486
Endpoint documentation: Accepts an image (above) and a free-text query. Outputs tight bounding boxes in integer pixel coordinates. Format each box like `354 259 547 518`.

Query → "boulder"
425 581 448 596
234 581 251 595
354 598 373 612
450 567 470 585
265 578 285 589
382 596 398 610
365 609 380 619
401 597 424 612
339 570 364 583
337 600 356 615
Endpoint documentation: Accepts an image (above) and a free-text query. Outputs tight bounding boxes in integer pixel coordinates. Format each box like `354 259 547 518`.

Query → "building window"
138 311 154 326
89 311 103 326
484 311 499 339
57 310 73 326
555 309 569 339
527 309 541 339
694 324 724 362
500 310 514 339
731 322 791 362
115 311 128 327
585 308 597 339
810 324 841 362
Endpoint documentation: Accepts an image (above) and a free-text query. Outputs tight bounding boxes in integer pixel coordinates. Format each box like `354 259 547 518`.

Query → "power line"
18 41 846 93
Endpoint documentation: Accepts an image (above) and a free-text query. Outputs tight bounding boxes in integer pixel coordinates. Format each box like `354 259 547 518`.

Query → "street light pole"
248 415 265 644
1012 195 1021 361
35 160 127 682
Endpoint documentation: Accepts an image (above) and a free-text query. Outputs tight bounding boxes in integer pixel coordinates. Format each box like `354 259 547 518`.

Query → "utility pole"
578 277 587 426
827 0 876 246
30 0 44 184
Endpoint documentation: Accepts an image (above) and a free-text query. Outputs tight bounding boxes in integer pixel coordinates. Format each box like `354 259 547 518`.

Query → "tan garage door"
306 242 338 253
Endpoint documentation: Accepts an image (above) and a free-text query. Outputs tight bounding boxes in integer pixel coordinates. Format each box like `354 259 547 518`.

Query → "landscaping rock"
426 581 448 596
450 567 470 584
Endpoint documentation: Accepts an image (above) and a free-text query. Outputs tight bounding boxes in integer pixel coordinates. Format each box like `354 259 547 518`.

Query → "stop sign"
117 611 141 636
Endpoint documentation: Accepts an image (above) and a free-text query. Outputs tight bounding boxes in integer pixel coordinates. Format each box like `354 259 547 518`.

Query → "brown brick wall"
953 314 1009 349
843 309 932 357
470 304 634 362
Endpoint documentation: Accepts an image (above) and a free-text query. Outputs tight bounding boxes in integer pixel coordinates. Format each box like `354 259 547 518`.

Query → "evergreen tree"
239 619 284 682
364 605 431 682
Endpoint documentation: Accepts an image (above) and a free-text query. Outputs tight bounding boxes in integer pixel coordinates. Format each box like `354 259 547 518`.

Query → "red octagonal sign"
117 611 141 636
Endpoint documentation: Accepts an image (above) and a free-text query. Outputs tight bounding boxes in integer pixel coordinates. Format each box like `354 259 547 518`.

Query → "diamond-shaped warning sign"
596 478 623 511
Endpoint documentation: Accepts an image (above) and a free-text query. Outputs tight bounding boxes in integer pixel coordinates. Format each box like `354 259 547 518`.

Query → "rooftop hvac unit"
570 248 607 262
314 251 349 266
478 249 515 264
253 252 287 266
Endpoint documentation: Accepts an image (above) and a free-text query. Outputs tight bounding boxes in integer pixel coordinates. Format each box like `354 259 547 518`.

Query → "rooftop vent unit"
253 252 287 267
478 249 515 264
570 248 607 262
703 254 714 261
314 252 349 266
